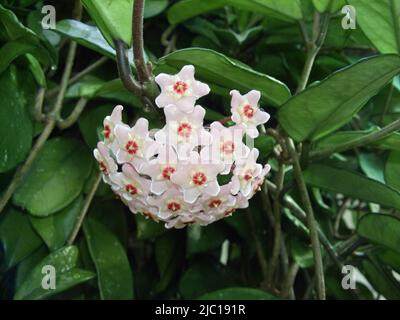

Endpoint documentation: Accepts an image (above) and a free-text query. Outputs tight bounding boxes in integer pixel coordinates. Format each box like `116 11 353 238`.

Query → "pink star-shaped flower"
103 105 123 145
113 119 159 171
171 151 225 203
231 148 264 197
155 104 211 159
230 90 270 138
140 145 179 195
93 142 117 184
201 183 236 218
202 122 250 174
155 65 210 113
109 164 150 202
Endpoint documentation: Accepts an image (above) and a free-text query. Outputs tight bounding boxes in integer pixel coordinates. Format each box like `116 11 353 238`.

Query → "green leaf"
0 207 42 268
358 214 400 254
314 128 400 152
56 20 117 59
0 4 54 66
135 214 166 240
156 48 291 107
0 40 51 74
385 151 400 191
179 259 240 299
154 231 184 293
197 287 277 300
187 223 228 256
144 0 169 18
167 0 302 25
303 164 400 210
13 138 93 216
254 135 275 160
30 196 84 251
362 258 400 299
81 0 133 46
358 153 385 183
348 0 400 54
83 218 134 299
313 0 345 12
14 246 95 300
0 66 34 173
93 79 142 107
279 55 400 141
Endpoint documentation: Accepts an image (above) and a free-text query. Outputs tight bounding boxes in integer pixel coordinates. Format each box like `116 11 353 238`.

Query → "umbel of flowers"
94 65 271 228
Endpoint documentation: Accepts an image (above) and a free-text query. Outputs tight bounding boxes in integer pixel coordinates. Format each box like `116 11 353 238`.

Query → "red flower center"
243 104 255 118
173 81 188 95
209 199 222 208
125 184 138 195
167 201 181 212
162 166 175 180
177 122 192 138
221 141 235 154
103 125 111 139
99 161 108 175
243 169 253 181
224 209 235 216
192 171 207 186
125 140 139 155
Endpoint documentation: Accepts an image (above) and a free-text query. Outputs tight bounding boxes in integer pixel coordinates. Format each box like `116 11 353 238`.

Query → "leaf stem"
310 117 400 160
67 172 101 245
57 97 88 130
285 137 326 299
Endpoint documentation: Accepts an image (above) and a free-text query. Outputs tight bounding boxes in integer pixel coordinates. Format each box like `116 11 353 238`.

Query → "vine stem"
310 117 400 160
285 137 326 299
267 163 285 286
67 172 102 245
0 1 81 214
133 0 150 81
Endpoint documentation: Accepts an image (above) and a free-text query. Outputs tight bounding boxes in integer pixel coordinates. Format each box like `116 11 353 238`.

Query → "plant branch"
46 56 108 99
33 88 46 122
267 163 285 286
57 97 88 130
67 172 101 245
133 0 151 81
310 117 400 160
285 137 326 299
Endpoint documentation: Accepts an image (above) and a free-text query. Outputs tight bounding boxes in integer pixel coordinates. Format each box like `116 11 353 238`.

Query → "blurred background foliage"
0 0 400 300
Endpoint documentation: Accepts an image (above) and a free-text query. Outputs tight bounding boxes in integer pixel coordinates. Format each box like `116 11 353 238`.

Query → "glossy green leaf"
154 231 184 293
179 259 240 299
197 287 276 300
362 258 400 299
81 0 133 46
314 128 400 152
0 4 54 66
156 48 291 107
0 207 42 268
135 214 166 240
279 55 400 141
56 20 116 58
14 246 95 300
0 66 33 173
303 164 400 210
358 214 400 254
358 153 385 183
313 0 345 12
348 0 400 54
385 151 400 191
83 218 134 299
13 138 93 216
30 196 84 251
254 135 275 160
167 0 302 25
187 223 228 256
145 0 169 18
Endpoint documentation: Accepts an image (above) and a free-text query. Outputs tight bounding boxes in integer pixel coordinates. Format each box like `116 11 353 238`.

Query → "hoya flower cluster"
94 65 271 228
